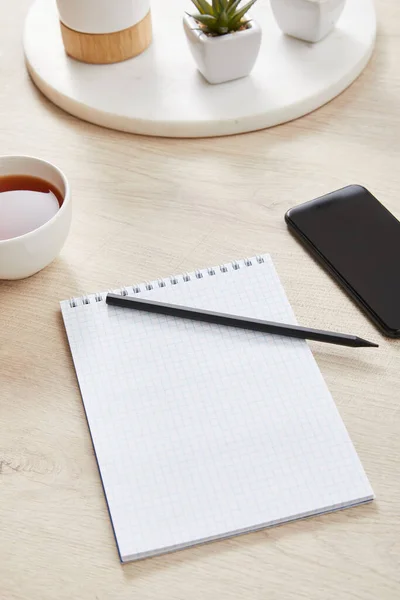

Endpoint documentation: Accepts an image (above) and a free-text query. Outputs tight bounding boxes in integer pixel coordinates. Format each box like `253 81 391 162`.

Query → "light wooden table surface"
1 1 400 599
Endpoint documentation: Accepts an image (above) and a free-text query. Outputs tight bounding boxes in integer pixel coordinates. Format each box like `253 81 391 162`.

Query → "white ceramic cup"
56 0 150 34
0 156 71 280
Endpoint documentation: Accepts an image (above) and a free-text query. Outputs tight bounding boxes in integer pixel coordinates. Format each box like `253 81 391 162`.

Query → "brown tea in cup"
0 174 63 241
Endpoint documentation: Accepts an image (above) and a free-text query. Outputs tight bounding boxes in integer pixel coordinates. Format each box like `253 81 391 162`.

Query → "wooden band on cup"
59 10 152 64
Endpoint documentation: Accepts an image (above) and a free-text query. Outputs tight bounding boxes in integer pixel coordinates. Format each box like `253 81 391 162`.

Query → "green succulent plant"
189 0 258 36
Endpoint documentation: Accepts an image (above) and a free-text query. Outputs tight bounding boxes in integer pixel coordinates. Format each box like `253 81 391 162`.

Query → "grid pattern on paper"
61 255 373 562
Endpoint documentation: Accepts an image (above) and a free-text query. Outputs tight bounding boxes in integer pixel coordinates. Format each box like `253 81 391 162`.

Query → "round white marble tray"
24 0 376 138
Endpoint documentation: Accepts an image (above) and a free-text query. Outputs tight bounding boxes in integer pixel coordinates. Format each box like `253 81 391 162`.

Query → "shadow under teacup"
0 156 71 280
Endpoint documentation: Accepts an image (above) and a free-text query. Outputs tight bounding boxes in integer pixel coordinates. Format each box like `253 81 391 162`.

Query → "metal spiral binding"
68 255 267 308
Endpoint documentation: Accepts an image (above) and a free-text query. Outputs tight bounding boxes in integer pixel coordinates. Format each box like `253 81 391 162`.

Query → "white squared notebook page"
61 255 373 562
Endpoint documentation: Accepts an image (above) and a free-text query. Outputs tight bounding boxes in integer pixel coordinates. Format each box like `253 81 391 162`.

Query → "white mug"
56 0 150 34
0 156 71 280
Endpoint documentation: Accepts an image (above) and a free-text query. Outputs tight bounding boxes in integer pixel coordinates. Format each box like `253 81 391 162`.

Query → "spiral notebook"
61 254 374 563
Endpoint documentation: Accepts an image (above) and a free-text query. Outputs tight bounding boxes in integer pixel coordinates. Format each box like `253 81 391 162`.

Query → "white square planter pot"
183 14 262 85
270 0 346 43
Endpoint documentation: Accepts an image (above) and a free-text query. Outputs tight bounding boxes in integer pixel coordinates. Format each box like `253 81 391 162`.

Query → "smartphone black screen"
285 185 400 336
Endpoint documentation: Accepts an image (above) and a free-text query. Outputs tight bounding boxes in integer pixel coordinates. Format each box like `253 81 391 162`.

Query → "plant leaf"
216 9 230 31
190 0 202 13
226 0 242 14
198 0 215 14
190 0 213 14
190 0 202 14
229 0 257 26
192 13 218 30
212 0 221 15
192 0 258 34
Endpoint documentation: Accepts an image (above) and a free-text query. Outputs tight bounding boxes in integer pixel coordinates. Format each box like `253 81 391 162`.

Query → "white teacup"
0 156 71 280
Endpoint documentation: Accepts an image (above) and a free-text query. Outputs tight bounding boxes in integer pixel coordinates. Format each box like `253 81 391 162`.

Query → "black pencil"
105 293 378 348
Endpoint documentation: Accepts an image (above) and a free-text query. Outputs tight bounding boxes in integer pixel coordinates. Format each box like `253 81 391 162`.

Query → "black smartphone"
285 185 400 337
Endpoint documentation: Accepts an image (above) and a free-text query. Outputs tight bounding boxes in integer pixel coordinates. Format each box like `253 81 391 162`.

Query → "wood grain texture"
59 11 152 64
1 1 400 598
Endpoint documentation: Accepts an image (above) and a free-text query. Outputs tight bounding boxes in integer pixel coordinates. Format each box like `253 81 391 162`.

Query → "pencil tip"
358 338 379 347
